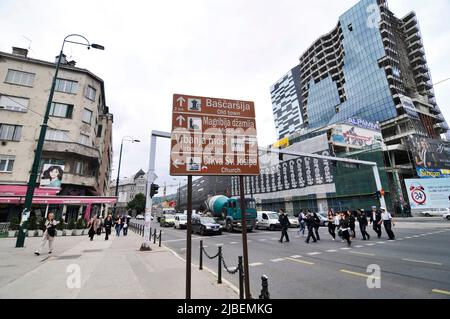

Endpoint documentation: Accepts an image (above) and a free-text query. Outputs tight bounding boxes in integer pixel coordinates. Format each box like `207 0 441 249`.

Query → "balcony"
409 47 425 57
43 141 101 161
63 173 98 188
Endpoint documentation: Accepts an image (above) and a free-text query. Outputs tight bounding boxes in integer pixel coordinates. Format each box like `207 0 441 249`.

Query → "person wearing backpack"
305 211 317 244
278 209 291 243
312 211 321 241
35 212 59 256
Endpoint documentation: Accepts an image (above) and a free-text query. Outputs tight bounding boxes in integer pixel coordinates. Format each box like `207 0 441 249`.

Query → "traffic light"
374 191 381 200
150 183 159 198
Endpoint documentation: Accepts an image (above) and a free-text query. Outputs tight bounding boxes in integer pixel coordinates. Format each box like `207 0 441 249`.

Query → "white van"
174 214 187 229
256 211 281 231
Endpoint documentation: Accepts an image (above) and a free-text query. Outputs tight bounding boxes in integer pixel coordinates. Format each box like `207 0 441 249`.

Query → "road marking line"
230 242 238 245
326 249 337 252
271 238 279 240
398 238 404 241
340 269 379 280
349 251 375 256
270 258 285 263
340 247 352 250
203 246 208 248
412 235 420 238
366 243 375 246
286 257 315 265
377 241 385 244
402 259 443 266
405 237 412 239
249 262 263 267
307 252 321 255
290 255 302 259
432 289 450 296
355 245 363 248
215 243 223 246
259 239 267 241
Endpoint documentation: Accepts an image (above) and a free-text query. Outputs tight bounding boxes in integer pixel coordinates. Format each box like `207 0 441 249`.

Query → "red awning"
0 185 60 196
0 195 117 205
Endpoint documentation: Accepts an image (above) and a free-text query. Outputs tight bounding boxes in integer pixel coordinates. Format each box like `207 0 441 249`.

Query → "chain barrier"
221 255 240 275
202 246 220 259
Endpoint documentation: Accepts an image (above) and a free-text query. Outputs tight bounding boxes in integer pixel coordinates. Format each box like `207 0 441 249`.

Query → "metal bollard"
218 246 222 284
238 256 244 299
199 240 203 270
149 228 152 242
259 275 270 299
159 230 162 247
153 229 157 244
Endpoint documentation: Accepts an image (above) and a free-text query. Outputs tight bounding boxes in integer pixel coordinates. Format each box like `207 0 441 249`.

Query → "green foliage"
38 217 46 231
28 215 37 230
67 219 76 230
76 218 86 230
9 218 19 231
126 193 146 213
56 218 65 231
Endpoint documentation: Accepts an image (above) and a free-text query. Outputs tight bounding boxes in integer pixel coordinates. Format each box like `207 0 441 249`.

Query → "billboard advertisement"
409 136 450 170
40 164 64 188
416 167 450 179
405 178 450 209
332 124 383 148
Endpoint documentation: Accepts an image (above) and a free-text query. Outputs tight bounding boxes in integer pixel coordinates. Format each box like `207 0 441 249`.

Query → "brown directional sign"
170 94 259 176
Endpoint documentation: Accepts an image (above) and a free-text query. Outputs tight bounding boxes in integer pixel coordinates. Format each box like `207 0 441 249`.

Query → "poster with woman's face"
40 164 64 188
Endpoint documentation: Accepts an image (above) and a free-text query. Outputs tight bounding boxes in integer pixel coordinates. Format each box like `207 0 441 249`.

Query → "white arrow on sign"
177 96 186 107
173 159 184 168
176 115 186 126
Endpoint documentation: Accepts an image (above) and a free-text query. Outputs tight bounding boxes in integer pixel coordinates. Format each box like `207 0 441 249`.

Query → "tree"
127 193 146 214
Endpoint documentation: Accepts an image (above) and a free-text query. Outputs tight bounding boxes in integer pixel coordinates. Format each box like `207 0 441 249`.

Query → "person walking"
297 211 306 237
114 214 122 237
348 209 356 239
122 212 131 236
278 209 290 243
339 211 352 247
380 207 396 240
305 211 317 244
327 209 336 241
35 212 59 256
313 211 321 241
357 209 370 240
87 215 100 241
370 206 383 239
104 214 113 240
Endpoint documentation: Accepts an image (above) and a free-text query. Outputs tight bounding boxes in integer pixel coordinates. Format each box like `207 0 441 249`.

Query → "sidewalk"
0 231 238 299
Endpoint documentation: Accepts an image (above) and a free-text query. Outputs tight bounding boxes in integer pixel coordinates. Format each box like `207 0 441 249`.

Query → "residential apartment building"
270 0 449 210
109 169 147 214
0 47 113 221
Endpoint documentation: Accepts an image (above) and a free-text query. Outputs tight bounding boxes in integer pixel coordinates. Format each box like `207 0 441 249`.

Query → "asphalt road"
133 219 450 299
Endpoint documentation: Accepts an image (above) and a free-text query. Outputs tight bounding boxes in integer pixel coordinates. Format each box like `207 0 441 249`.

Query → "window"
85 86 96 101
82 109 93 124
5 69 35 86
50 102 73 118
0 95 29 112
79 133 90 146
348 24 353 32
0 124 22 141
55 78 78 94
74 161 85 175
0 155 15 172
45 128 69 142
96 125 103 137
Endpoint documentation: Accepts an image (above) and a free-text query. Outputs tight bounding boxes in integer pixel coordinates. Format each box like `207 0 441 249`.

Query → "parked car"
160 214 176 227
287 214 299 228
256 211 281 231
443 211 450 221
420 208 450 217
174 214 187 229
192 216 222 235
317 213 329 227
135 214 145 220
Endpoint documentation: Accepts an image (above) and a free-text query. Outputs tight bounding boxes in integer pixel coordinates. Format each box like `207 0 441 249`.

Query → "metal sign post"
239 175 251 299
186 176 193 299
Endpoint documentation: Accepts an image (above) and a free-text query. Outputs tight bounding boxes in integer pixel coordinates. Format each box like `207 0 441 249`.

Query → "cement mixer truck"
205 195 257 232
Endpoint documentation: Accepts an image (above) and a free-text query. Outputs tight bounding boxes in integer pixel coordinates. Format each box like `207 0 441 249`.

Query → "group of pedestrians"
34 211 132 256
279 206 396 247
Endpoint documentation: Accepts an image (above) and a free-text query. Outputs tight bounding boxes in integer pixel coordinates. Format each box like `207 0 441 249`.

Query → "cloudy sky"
1 0 449 195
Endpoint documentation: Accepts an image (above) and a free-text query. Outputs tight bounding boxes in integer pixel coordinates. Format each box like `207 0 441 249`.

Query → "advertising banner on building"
231 150 334 196
331 124 383 149
405 178 450 209
409 136 450 170
416 167 450 179
39 164 64 188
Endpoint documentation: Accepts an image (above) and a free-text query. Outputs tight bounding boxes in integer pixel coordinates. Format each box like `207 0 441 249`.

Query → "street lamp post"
15 34 104 248
113 136 140 216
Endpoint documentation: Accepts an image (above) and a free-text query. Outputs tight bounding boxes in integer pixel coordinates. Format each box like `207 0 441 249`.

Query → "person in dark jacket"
103 214 113 240
305 211 317 244
114 214 122 237
327 209 336 240
348 209 356 239
278 209 290 243
340 212 352 247
312 212 321 240
122 213 131 236
370 206 383 239
357 209 370 240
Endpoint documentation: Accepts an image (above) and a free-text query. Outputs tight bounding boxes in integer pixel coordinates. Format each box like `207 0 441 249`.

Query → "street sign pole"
186 175 193 299
239 175 251 299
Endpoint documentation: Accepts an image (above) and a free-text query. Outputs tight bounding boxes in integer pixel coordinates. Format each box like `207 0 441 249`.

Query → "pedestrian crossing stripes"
290 255 302 258
270 258 285 263
249 262 263 267
307 252 321 256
